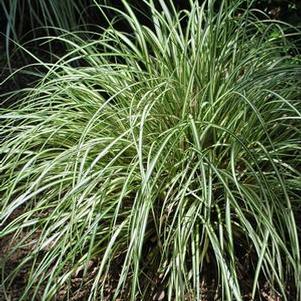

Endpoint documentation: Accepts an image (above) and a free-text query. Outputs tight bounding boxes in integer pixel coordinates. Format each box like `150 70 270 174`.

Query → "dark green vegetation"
0 1 301 300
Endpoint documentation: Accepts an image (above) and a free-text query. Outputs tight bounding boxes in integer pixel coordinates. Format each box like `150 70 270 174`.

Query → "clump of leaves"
0 1 301 300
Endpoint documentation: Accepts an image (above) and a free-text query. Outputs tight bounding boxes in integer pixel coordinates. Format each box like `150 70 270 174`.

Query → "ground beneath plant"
0 209 289 301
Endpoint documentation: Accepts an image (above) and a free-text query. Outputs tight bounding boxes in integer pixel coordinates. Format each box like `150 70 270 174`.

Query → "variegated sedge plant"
0 0 300 300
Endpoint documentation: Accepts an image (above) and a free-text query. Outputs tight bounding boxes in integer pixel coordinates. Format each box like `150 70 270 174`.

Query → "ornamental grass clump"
0 1 301 300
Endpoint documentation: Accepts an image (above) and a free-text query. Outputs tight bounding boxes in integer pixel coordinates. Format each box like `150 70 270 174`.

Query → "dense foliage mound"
0 1 300 300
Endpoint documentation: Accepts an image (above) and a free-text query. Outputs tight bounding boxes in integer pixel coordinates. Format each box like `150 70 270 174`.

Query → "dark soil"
0 210 292 301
